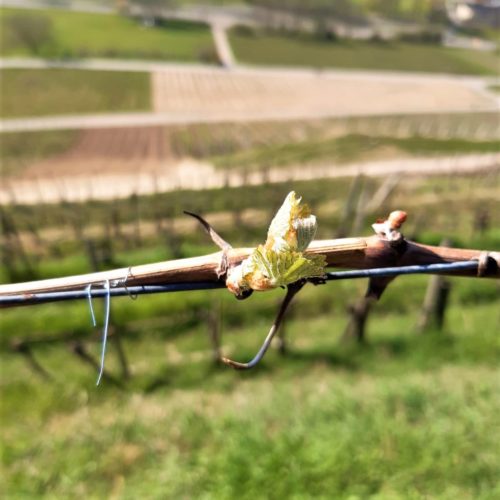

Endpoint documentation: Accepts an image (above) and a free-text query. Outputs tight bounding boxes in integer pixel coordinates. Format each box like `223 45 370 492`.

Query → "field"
1 129 77 176
2 64 494 122
0 7 216 62
1 296 499 498
0 68 151 118
2 113 498 204
151 67 495 121
230 31 500 75
1 171 499 498
211 134 500 171
4 112 499 172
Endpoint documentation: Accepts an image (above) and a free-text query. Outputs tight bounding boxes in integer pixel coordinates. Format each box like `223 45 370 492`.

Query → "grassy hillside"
0 68 151 118
212 134 500 170
1 260 499 498
0 7 216 62
230 31 499 74
1 130 77 176
3 112 498 176
1 172 499 498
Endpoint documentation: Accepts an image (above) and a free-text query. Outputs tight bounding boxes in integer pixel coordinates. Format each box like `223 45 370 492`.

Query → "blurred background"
1 0 499 498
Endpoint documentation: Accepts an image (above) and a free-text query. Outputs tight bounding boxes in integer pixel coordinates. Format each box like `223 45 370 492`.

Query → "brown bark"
0 237 498 301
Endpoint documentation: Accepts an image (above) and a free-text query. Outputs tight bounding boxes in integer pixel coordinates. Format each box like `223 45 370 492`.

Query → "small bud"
388 210 407 230
372 210 407 241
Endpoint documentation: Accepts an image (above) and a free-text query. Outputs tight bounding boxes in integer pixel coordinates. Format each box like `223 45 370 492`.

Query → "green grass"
0 7 216 62
1 169 499 497
0 68 151 118
212 134 500 170
1 130 77 176
1 277 499 498
230 31 499 74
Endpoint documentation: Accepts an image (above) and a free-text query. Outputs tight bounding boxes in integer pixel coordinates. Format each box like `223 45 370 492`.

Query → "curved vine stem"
184 211 232 278
221 280 306 370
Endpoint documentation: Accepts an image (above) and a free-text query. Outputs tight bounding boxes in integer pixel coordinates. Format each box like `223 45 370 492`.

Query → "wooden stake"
342 294 377 344
417 275 451 332
417 239 453 332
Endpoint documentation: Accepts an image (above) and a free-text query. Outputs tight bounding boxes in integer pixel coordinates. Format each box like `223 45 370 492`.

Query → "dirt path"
2 153 498 205
151 68 495 123
211 24 235 68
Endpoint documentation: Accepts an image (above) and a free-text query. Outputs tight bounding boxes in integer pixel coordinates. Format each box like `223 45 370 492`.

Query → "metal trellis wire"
0 260 479 307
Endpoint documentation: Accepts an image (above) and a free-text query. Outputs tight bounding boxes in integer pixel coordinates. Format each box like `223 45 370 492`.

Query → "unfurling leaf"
226 191 326 296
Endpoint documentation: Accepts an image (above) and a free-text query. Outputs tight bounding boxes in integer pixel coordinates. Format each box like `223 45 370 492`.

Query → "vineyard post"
417 238 452 332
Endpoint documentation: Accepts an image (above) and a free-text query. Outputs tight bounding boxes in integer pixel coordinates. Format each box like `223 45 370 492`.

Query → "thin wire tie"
86 284 97 327
96 279 111 386
114 266 138 300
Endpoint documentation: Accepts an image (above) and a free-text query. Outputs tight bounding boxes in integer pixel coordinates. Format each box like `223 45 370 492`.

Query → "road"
2 153 498 205
1 0 258 26
1 0 114 14
3 56 498 83
211 24 235 67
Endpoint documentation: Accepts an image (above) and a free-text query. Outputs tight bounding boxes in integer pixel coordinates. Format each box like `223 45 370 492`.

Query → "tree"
5 13 55 55
128 0 178 26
